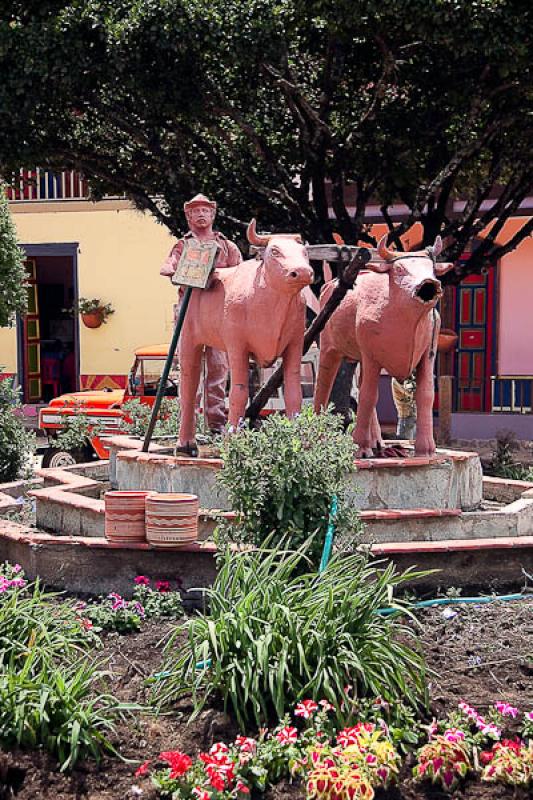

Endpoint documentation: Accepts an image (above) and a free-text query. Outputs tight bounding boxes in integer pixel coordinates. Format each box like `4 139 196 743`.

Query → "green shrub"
0 186 27 327
121 398 181 439
78 594 144 634
54 410 102 453
0 376 35 481
217 407 362 564
153 543 428 729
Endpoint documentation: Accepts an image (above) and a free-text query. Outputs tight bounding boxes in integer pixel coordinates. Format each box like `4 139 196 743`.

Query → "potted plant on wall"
76 298 115 329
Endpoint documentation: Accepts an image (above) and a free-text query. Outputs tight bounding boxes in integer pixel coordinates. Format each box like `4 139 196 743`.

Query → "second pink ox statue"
314 235 453 458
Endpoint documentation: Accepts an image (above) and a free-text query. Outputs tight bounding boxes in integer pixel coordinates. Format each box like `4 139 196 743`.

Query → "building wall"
497 225 533 375
0 200 179 384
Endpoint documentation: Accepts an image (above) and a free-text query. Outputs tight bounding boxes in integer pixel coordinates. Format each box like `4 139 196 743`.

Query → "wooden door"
454 268 496 412
23 259 42 402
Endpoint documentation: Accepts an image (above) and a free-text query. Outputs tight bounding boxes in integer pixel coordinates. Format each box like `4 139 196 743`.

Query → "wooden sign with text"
171 240 220 289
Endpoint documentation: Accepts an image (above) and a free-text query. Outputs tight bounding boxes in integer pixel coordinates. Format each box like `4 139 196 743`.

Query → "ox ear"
366 259 392 274
434 261 454 276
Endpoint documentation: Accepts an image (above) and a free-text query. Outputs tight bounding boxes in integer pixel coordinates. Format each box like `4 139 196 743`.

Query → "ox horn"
247 218 271 247
432 235 443 257
377 234 396 261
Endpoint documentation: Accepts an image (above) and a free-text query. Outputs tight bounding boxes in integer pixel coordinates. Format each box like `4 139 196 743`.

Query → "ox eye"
271 247 282 257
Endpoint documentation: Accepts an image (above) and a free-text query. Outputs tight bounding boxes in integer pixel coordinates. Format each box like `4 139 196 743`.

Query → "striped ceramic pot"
104 490 152 544
145 493 199 548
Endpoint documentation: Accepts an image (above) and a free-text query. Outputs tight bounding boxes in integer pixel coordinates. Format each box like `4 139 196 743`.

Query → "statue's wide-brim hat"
183 193 216 212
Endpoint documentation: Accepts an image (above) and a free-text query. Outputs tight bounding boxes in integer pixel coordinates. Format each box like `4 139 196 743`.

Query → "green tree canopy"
1 0 531 279
0 186 27 326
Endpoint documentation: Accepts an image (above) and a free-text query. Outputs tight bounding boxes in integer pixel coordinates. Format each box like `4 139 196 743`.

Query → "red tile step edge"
360 508 461 522
371 536 533 555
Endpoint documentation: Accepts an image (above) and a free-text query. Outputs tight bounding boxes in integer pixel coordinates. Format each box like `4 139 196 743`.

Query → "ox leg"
353 358 381 458
370 409 385 451
313 348 343 412
283 342 304 417
178 338 203 448
227 349 250 429
414 350 437 456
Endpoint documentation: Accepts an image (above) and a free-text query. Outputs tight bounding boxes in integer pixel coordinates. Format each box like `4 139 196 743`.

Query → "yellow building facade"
1 196 179 400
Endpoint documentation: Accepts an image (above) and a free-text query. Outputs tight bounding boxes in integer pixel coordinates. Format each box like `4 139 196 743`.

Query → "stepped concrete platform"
108 436 483 512
1 436 532 598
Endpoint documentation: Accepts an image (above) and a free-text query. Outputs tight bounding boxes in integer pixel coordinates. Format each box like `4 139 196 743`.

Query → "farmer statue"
160 194 242 434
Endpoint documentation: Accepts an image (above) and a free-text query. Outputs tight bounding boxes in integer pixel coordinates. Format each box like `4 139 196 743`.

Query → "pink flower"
12 564 22 574
319 699 334 712
134 760 151 777
377 767 389 782
444 728 466 743
236 781 250 794
366 754 377 764
526 711 533 721
294 699 319 719
155 580 171 593
494 702 518 718
134 575 150 585
134 601 145 617
276 726 298 744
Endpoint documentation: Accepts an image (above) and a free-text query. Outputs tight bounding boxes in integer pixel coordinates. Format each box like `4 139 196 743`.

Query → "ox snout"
414 279 442 304
288 265 314 287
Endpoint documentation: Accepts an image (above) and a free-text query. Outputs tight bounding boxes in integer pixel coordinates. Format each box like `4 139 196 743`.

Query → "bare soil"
1 599 532 800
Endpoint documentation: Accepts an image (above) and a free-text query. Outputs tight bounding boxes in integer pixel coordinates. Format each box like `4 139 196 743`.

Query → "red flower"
480 750 494 764
235 736 256 753
134 575 150 585
276 726 298 744
159 750 193 778
236 781 250 794
295 699 319 719
155 580 171 593
134 760 151 777
207 771 226 791
192 789 210 800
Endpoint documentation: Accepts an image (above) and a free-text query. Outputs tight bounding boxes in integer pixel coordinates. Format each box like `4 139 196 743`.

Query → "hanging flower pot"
75 297 115 328
81 310 104 328
438 328 458 353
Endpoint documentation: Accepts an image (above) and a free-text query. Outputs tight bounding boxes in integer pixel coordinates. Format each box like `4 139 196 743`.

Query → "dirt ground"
1 598 533 800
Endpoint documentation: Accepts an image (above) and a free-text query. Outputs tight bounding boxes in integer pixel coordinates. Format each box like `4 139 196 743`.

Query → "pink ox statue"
314 236 453 457
178 219 314 451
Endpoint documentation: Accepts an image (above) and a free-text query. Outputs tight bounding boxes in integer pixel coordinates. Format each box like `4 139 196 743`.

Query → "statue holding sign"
160 194 242 437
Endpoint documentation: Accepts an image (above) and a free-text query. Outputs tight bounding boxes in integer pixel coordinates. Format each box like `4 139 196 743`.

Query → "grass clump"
0 563 131 770
153 544 428 730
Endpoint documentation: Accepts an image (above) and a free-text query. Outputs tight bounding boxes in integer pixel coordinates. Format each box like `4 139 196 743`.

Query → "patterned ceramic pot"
145 493 199 548
104 490 152 543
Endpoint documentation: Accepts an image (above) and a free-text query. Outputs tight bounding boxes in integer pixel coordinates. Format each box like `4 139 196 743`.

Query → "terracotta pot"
104 490 152 543
437 329 458 353
82 311 104 329
145 493 199 548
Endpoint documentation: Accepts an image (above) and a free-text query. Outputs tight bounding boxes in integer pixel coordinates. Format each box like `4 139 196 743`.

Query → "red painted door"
23 259 42 402
454 268 496 412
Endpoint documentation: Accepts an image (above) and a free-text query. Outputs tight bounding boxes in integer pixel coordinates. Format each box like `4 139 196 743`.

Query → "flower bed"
0 560 532 800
